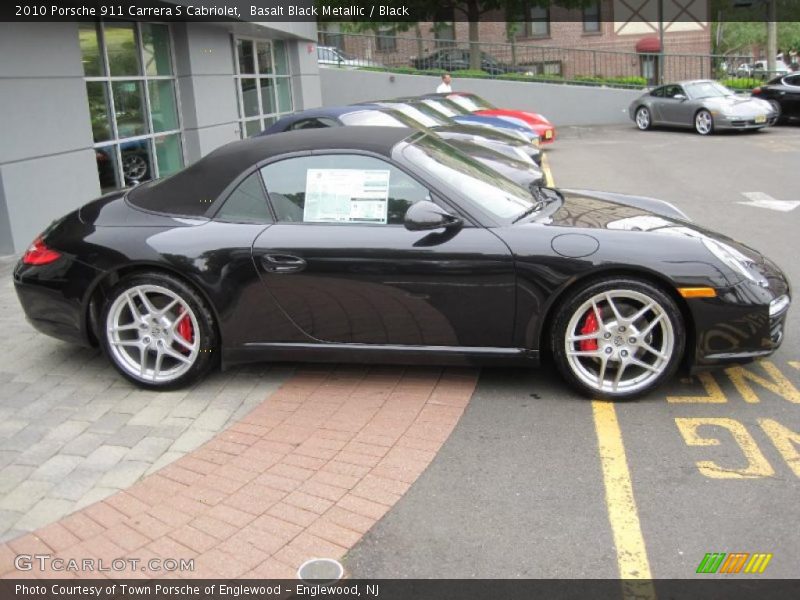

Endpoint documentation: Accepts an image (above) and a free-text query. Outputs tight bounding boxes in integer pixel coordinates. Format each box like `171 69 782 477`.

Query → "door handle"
261 254 306 274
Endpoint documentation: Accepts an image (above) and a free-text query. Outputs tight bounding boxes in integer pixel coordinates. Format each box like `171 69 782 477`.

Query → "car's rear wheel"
101 272 217 389
695 110 714 135
635 106 652 130
551 278 685 400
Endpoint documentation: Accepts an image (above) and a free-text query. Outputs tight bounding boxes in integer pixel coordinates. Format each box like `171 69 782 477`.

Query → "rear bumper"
13 257 100 347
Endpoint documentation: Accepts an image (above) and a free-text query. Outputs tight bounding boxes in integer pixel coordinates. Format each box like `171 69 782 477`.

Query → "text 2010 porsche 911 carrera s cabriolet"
14 127 791 399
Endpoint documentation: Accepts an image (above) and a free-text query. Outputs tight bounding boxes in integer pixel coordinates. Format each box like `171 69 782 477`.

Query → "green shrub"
719 78 760 91
573 75 647 88
451 69 492 78
497 72 565 83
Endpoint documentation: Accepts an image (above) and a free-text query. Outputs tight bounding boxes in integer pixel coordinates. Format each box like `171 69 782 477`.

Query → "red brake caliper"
176 307 194 352
579 310 599 352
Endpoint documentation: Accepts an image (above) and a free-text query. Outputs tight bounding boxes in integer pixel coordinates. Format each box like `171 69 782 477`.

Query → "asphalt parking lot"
346 123 800 579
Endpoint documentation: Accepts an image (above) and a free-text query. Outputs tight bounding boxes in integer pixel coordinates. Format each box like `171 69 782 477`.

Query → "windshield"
340 110 407 127
685 81 734 99
422 98 469 116
387 104 447 128
407 102 454 124
448 94 494 112
402 134 534 221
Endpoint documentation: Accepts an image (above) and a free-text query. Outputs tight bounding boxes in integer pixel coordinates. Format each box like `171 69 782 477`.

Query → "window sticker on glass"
303 169 390 224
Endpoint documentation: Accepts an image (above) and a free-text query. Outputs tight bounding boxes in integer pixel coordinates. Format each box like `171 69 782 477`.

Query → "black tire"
100 272 218 390
767 99 785 124
550 277 685 400
635 106 652 131
694 109 714 135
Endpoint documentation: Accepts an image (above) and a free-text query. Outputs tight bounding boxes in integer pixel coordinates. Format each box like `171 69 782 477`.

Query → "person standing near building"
436 72 452 93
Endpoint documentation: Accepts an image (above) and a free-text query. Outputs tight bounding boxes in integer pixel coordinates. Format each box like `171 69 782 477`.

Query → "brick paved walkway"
0 364 477 579
0 257 292 541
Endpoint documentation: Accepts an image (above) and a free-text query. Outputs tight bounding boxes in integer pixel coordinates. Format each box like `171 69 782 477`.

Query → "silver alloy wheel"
635 107 650 130
564 289 675 395
122 153 148 181
106 284 200 384
695 110 713 135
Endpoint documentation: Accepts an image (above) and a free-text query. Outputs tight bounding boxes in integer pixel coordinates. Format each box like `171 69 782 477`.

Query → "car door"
251 152 516 348
780 74 800 117
657 84 690 125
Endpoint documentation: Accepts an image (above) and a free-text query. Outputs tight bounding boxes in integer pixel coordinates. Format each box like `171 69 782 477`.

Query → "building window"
234 38 294 139
80 21 183 192
376 27 397 53
524 6 550 38
583 2 601 33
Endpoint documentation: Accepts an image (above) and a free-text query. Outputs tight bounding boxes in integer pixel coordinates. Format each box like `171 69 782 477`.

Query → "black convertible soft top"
127 126 416 217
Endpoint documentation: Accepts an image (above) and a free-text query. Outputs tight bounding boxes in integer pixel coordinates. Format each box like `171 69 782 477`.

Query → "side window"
651 87 664 97
261 154 432 225
215 172 272 223
785 75 800 87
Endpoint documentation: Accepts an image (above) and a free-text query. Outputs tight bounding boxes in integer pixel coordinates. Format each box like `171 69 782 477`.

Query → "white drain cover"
297 557 344 583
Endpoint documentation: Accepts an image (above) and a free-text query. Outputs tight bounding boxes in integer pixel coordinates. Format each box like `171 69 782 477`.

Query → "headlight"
769 294 790 317
702 238 767 286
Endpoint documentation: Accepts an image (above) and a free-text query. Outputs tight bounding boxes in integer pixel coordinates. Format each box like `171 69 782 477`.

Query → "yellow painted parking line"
592 401 656 596
550 149 653 589
541 153 554 188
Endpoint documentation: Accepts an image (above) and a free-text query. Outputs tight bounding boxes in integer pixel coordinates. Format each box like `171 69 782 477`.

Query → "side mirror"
404 201 462 231
674 94 687 101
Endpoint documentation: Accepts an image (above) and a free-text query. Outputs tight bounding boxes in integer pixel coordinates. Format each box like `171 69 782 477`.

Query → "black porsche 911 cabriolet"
14 127 791 399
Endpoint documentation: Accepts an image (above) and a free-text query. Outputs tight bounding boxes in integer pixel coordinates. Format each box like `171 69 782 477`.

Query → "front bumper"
714 113 778 129
690 259 790 368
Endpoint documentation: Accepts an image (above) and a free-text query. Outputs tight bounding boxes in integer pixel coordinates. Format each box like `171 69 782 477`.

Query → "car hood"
477 109 549 125
701 95 772 115
537 190 768 264
452 114 532 134
433 124 525 145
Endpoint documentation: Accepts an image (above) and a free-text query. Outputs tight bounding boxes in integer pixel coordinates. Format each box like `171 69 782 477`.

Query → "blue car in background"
411 96 541 145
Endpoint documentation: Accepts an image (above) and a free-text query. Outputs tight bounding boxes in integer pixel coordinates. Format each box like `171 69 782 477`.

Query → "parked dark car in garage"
411 48 532 76
752 73 800 122
14 127 791 399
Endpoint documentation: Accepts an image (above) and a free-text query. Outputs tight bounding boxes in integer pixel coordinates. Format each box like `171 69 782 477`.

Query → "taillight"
22 236 62 265
752 87 762 94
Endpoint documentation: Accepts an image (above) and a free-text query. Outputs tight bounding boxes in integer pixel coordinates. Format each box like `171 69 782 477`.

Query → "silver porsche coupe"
629 80 778 135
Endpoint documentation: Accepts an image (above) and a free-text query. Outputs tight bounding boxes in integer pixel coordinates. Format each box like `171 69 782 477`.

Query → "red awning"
636 36 661 53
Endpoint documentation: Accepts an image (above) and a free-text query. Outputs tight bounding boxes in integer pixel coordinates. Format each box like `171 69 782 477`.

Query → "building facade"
0 20 321 255
322 0 711 83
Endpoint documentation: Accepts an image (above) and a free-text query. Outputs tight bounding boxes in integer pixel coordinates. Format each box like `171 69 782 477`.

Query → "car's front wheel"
695 109 714 135
635 106 652 130
100 272 218 389
767 100 783 123
551 278 685 400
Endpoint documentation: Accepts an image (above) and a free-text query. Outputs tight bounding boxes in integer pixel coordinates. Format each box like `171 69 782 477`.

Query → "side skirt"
223 342 539 369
